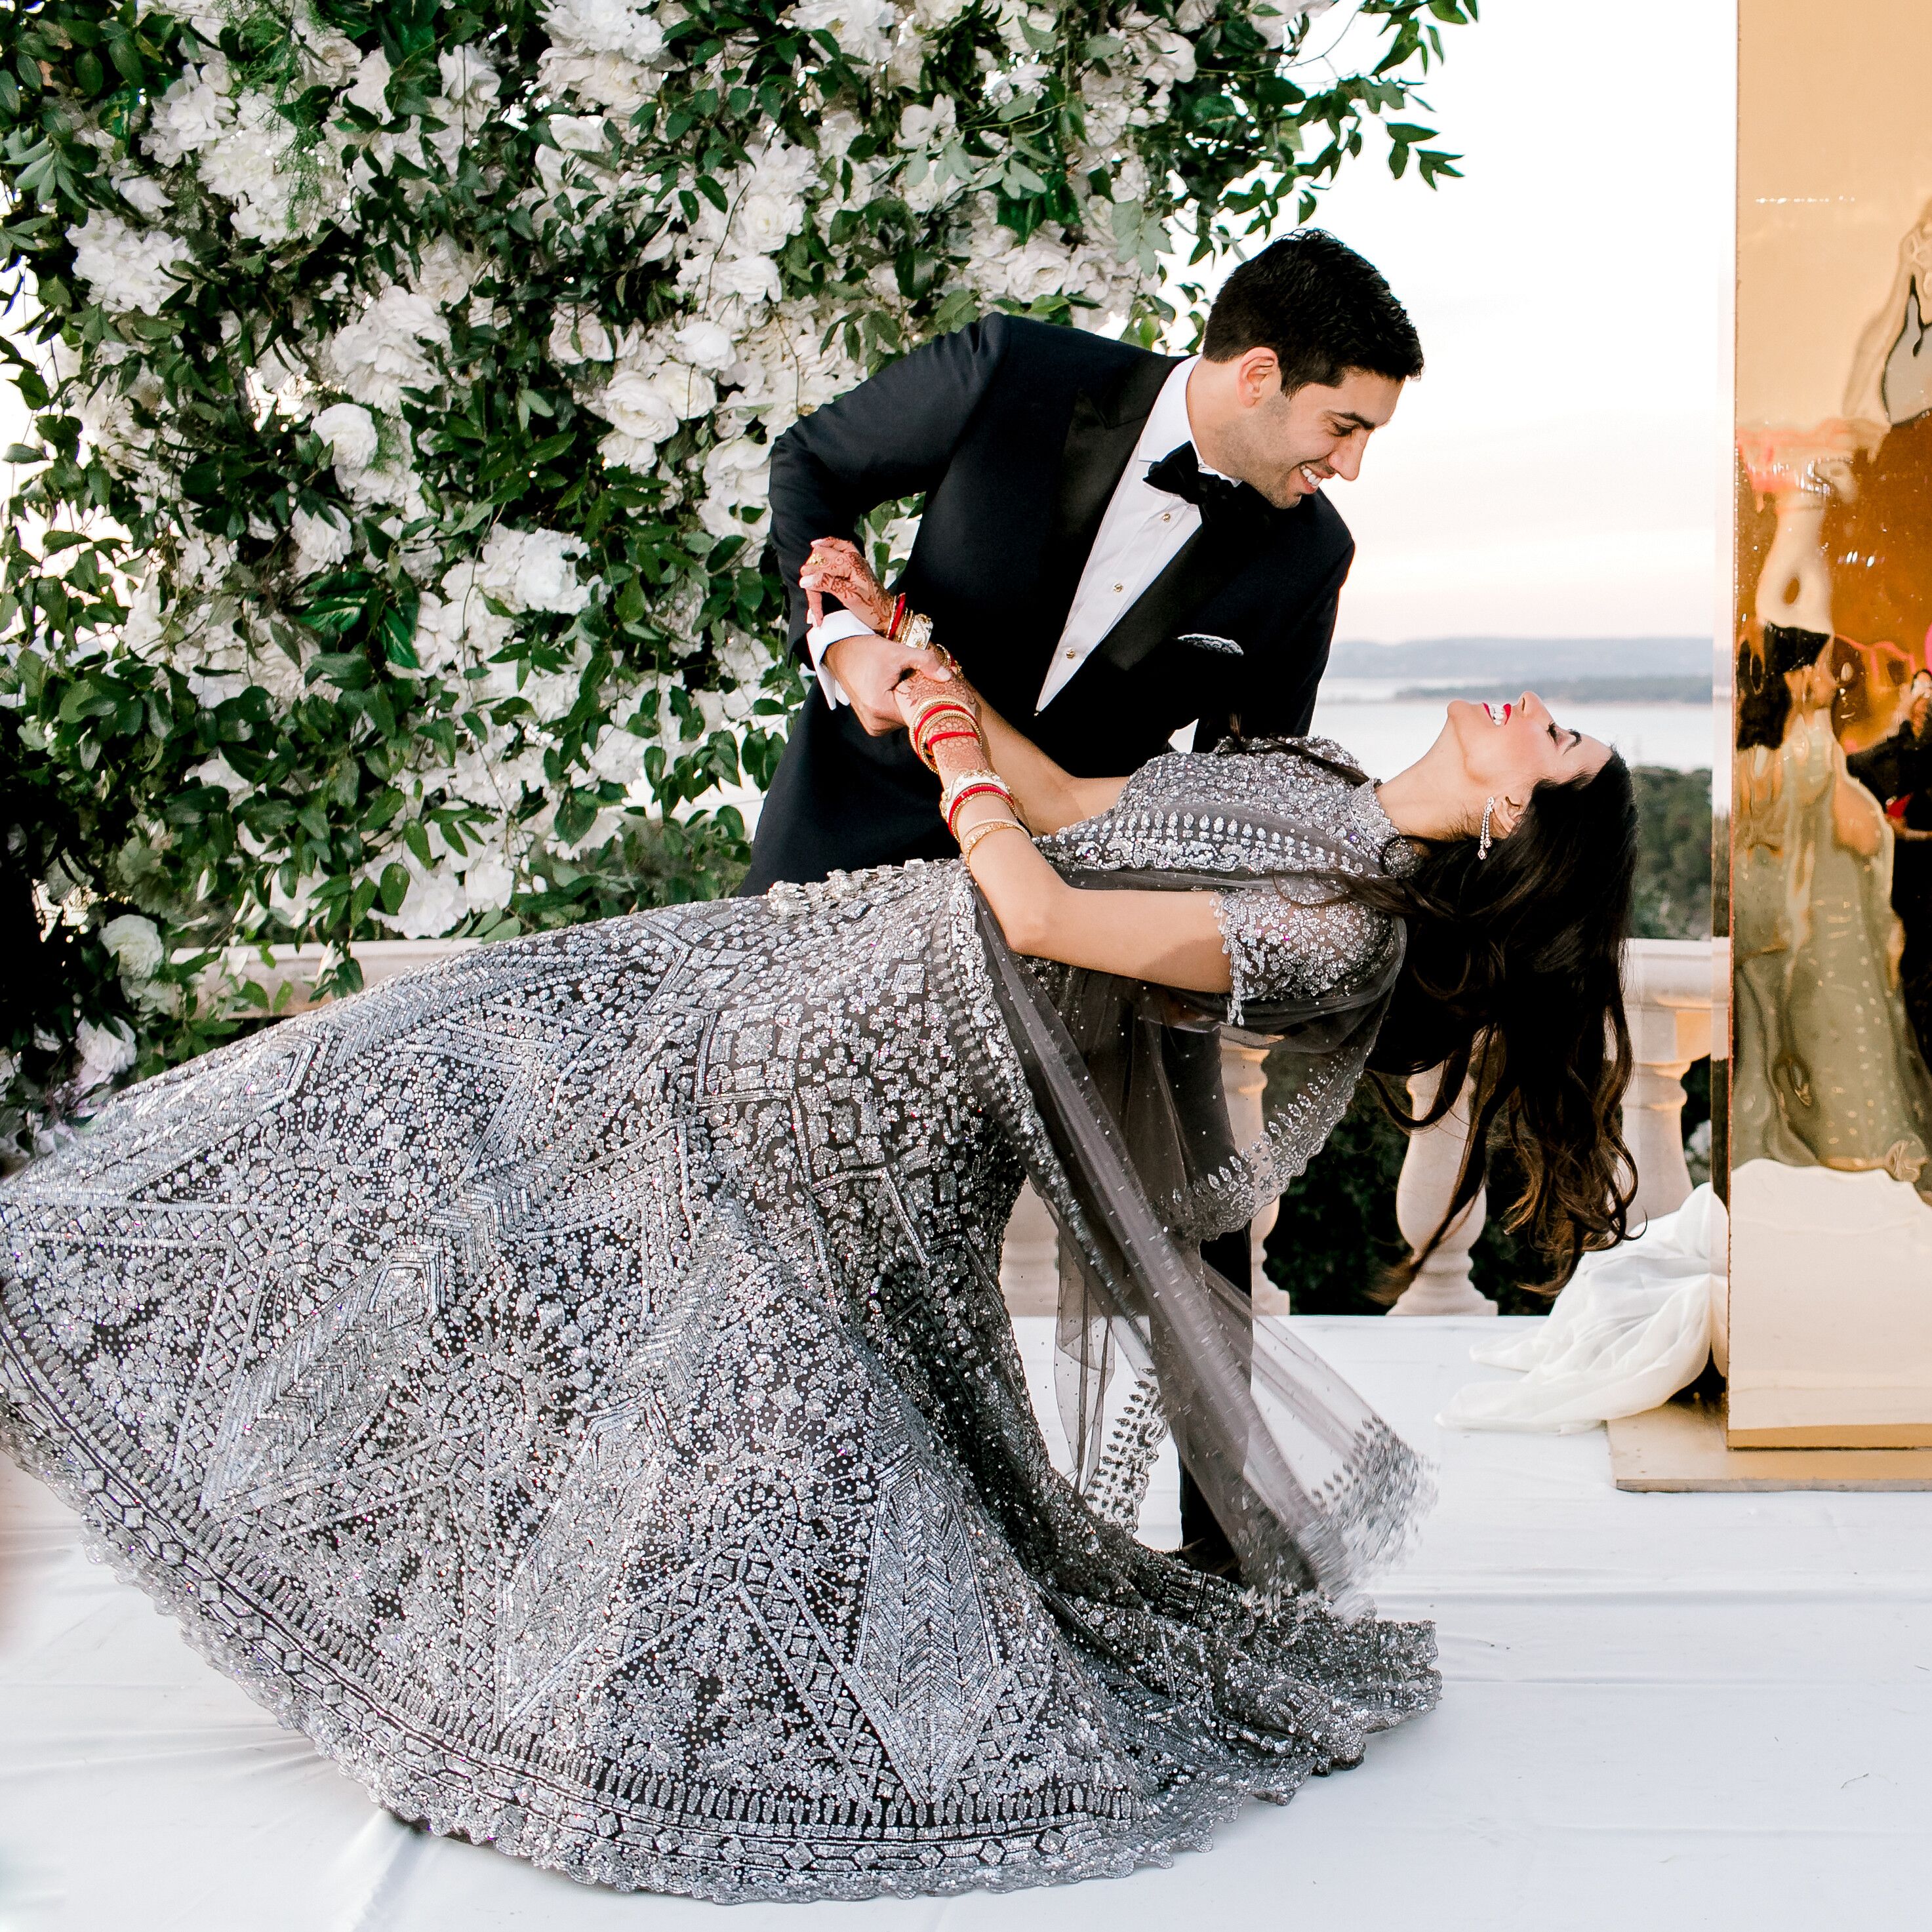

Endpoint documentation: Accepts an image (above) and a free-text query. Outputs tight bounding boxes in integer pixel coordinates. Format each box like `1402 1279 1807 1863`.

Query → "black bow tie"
1144 443 1264 524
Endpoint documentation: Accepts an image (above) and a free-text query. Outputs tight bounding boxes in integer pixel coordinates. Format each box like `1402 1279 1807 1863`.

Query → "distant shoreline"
1388 677 1712 706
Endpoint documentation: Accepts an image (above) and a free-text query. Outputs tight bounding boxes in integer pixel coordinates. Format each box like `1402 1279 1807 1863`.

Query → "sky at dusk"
1262 0 1733 647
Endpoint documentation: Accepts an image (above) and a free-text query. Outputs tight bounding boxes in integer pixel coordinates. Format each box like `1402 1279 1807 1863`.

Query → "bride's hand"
894 664 980 734
799 536 895 634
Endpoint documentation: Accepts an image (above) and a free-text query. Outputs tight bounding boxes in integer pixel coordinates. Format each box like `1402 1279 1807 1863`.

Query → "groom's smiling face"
1189 351 1405 510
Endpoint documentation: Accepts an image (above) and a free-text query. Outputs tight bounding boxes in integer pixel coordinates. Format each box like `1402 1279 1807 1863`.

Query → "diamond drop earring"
1478 797 1496 860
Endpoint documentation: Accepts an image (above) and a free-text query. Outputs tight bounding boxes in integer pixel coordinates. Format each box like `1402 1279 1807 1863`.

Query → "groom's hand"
823 630 949 736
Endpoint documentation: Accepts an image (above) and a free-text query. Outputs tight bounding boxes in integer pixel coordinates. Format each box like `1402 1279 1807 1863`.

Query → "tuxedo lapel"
1040 352 1179 622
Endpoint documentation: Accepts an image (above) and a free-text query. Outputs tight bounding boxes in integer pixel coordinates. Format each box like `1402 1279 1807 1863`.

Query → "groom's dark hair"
1202 229 1423 392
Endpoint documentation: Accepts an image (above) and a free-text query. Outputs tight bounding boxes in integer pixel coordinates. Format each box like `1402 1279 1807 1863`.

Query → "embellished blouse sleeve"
1213 879 1392 1027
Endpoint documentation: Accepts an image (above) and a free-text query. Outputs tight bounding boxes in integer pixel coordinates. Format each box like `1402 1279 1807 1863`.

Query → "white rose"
292 504 353 576
594 369 680 443
551 113 614 153
789 0 895 64
536 47 662 110
345 47 392 115
411 235 485 306
597 427 660 472
655 362 717 418
323 285 449 409
116 174 172 220
896 98 956 148
735 191 805 255
101 914 165 980
312 401 380 472
544 0 668 62
710 251 783 306
461 850 515 912
672 318 736 371
478 526 590 614
74 1018 138 1093
386 865 467 940
548 307 615 362
438 45 500 102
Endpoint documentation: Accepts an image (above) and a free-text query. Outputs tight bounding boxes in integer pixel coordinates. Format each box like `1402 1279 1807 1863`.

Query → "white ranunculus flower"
544 0 668 62
913 0 972 25
74 1018 138 1093
672 319 735 371
67 211 192 315
697 436 773 537
101 914 165 981
312 401 380 472
549 307 615 362
292 504 353 576
478 526 590 614
345 47 393 116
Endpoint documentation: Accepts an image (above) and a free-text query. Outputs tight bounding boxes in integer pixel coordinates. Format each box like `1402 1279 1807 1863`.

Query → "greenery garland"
0 0 1473 1156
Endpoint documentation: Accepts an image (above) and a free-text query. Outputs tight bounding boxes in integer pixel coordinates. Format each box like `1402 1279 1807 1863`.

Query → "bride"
0 560 1637 1902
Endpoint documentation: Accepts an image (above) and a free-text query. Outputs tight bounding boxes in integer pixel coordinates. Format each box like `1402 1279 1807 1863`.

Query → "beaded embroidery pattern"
0 745 1437 1904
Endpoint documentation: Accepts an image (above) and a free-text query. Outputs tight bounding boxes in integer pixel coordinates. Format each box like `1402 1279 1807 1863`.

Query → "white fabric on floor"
3 1316 1927 1931
1438 1186 1723 1433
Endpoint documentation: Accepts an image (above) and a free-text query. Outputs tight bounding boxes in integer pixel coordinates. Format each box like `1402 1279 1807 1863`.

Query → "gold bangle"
958 816 1028 863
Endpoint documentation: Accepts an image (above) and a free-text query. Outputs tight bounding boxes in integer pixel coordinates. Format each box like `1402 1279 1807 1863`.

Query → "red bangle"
945 780 1011 835
923 729 981 755
887 593 907 641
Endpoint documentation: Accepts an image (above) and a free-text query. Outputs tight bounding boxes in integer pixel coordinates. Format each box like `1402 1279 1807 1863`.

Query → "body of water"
1310 689 1718 778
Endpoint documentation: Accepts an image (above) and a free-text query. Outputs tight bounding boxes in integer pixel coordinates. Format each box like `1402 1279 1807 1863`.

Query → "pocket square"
1178 632 1244 656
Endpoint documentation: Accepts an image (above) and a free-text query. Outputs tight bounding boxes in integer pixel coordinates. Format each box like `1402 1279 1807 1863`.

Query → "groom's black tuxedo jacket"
741 314 1355 891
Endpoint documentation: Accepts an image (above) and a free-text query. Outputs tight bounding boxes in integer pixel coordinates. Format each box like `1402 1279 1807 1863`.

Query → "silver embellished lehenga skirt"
0 858 1436 1902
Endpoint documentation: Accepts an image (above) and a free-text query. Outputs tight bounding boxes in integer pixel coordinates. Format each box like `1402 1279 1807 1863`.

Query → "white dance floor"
3 1317 1927 1930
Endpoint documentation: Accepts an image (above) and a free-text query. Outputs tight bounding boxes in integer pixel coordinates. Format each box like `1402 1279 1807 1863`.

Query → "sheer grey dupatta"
973 847 1433 1608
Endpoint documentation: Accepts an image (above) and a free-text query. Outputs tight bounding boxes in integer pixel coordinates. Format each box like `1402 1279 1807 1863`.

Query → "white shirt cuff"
804 609 874 709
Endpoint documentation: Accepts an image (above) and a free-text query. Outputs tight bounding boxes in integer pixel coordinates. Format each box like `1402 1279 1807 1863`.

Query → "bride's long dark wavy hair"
1261 738 1641 1289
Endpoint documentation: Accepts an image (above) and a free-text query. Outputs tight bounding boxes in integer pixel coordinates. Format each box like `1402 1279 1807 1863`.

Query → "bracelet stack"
909 696 981 773
941 767 1017 836
886 598 935 653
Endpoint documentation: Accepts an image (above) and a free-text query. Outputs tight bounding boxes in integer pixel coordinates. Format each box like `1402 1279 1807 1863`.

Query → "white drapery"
1438 1186 1724 1434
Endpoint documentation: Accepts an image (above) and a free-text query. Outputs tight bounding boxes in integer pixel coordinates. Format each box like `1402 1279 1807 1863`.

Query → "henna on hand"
799 536 895 634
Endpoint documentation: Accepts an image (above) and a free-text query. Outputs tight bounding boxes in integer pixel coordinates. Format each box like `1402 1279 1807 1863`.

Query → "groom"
744 227 1421 1569
742 227 1422 893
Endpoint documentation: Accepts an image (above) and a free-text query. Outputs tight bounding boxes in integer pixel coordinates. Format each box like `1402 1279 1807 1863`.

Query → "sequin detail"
0 748 1437 1906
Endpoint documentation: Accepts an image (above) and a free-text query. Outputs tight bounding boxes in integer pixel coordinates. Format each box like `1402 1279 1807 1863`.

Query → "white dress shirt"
805 356 1214 715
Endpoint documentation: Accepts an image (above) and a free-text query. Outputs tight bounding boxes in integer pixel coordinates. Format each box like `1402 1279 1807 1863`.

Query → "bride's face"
1441 692 1612 816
